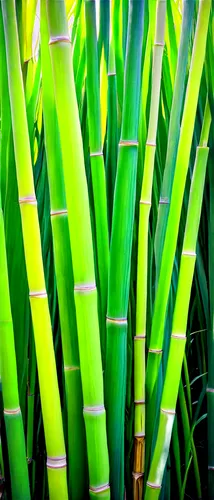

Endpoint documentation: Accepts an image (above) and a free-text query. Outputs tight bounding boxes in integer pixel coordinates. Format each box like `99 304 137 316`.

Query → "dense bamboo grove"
0 0 213 499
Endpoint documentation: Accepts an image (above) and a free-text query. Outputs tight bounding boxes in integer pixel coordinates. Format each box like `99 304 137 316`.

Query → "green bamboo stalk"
40 2 87 497
106 0 118 230
105 2 145 498
113 0 124 114
133 3 166 496
0 198 30 499
145 114 210 498
46 0 110 497
1 1 68 497
84 0 109 359
137 0 158 190
146 0 211 408
154 0 195 280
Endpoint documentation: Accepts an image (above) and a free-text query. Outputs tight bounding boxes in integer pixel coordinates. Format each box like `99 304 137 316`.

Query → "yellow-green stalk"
40 1 87 497
1 1 68 497
133 2 166 496
0 201 30 500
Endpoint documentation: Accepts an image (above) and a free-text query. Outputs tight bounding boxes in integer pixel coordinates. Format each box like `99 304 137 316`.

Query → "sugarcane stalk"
133 2 166 496
1 1 68 497
46 0 110 497
145 105 210 499
40 2 87 497
105 1 145 498
145 0 211 409
84 0 109 359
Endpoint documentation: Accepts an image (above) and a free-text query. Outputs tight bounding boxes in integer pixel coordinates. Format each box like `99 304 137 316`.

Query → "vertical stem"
40 2 87 497
46 0 110 497
105 2 145 498
133 1 166 493
85 0 109 360
146 0 211 407
1 1 68 497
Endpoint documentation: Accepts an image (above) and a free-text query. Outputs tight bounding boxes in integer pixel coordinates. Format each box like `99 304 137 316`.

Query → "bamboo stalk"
106 0 118 230
105 1 145 498
145 103 211 499
40 2 87 497
154 0 195 280
145 0 211 411
0 201 30 499
133 2 166 495
46 0 110 496
84 0 109 360
1 1 68 497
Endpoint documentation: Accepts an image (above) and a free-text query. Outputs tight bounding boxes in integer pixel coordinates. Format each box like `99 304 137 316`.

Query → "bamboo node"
108 71 116 76
182 250 196 257
159 197 169 205
134 335 146 339
84 405 105 415
74 282 96 293
134 432 145 437
4 407 21 415
19 195 37 205
27 458 33 464
50 209 68 217
119 140 139 147
89 483 110 493
134 399 145 405
161 408 176 415
140 200 151 205
47 455 67 469
90 151 103 157
49 36 71 46
29 291 47 299
106 316 127 325
148 348 162 354
206 387 214 393
64 366 80 372
171 333 186 340
146 481 161 489
28 393 35 397
132 472 144 479
146 141 156 147
208 466 214 470
154 42 165 47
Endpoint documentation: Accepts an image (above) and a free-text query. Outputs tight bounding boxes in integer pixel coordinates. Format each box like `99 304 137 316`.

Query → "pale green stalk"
46 0 110 496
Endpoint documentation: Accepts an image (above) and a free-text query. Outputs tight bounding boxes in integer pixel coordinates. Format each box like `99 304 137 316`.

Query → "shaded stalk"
1 1 68 497
46 0 110 497
105 1 145 498
133 1 166 497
